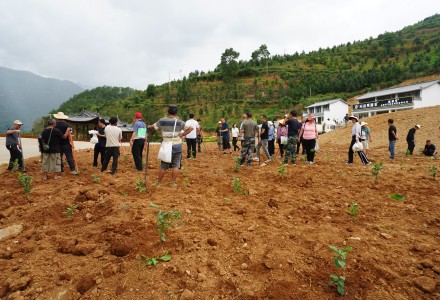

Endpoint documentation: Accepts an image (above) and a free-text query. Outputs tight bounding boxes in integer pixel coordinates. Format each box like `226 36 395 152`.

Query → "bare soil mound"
0 108 439 299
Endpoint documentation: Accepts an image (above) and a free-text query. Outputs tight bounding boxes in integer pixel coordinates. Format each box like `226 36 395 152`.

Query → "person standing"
41 119 69 180
196 118 203 153
297 115 306 155
231 123 240 152
388 119 398 159
360 122 372 156
276 119 287 158
130 112 147 171
93 118 107 168
185 113 199 159
256 115 271 166
53 112 77 174
148 105 193 186
239 112 259 167
239 114 247 147
268 121 275 156
216 121 223 152
344 113 349 128
283 110 302 165
101 117 122 175
299 114 319 165
406 124 420 155
346 116 370 165
220 118 231 154
5 120 25 171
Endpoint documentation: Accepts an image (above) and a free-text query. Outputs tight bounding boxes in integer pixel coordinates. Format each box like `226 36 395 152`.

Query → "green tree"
220 48 240 83
146 84 156 98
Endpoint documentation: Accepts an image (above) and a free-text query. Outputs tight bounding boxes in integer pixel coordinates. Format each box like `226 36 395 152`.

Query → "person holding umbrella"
5 120 25 171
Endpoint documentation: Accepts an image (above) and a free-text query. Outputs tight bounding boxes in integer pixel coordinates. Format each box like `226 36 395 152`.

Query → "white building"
305 98 349 124
353 80 440 118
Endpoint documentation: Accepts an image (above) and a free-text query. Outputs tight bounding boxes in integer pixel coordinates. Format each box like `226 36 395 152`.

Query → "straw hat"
360 121 368 126
53 112 69 119
348 115 358 121
415 124 421 129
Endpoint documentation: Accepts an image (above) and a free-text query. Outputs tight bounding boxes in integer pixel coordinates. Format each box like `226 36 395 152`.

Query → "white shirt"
232 127 239 138
351 122 361 139
105 125 122 147
185 119 199 139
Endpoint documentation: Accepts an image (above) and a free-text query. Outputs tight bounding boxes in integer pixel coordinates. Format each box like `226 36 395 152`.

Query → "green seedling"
371 162 383 180
330 274 346 296
405 149 411 157
12 159 19 174
301 154 307 162
233 157 241 172
390 193 405 201
429 165 438 179
63 204 78 219
329 245 351 296
18 173 32 198
231 176 244 194
277 163 287 180
93 174 100 183
123 155 129 162
223 197 232 201
149 203 182 242
138 251 172 269
120 191 128 197
135 178 147 193
347 202 360 218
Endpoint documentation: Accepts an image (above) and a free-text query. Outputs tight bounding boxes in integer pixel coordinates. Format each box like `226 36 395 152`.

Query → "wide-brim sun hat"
348 115 358 121
360 121 368 126
53 112 69 119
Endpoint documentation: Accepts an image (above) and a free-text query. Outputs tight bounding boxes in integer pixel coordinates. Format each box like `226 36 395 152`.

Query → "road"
0 137 129 164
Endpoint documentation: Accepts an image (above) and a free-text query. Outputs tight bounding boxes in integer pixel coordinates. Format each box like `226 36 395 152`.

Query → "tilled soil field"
1 111 440 299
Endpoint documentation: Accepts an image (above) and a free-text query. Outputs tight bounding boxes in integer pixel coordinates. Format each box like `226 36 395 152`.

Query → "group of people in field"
4 104 439 185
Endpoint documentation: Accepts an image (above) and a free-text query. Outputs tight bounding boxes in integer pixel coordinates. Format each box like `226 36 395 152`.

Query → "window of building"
315 106 322 113
323 104 330 111
308 107 314 114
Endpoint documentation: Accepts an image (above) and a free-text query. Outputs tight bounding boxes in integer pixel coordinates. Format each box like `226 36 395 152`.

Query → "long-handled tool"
143 132 150 184
18 134 26 171
68 129 79 172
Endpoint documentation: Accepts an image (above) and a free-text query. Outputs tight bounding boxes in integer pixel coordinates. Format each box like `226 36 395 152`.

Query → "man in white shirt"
185 113 199 159
346 116 370 165
101 117 122 175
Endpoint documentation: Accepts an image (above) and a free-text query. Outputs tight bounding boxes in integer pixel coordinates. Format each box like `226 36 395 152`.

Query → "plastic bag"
352 141 364 152
90 134 98 144
280 136 288 145
158 141 173 163
314 139 319 152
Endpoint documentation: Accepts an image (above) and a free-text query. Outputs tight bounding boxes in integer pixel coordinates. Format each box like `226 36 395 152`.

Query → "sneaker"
71 170 79 175
365 162 372 165
252 157 259 161
345 162 353 165
264 160 271 163
308 161 314 165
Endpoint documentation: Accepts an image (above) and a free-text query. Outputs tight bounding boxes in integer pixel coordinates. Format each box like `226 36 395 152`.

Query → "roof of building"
67 110 133 132
305 98 348 108
356 80 440 100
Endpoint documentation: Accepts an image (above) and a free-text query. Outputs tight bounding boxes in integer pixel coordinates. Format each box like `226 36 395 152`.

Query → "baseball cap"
14 120 23 125
134 112 142 118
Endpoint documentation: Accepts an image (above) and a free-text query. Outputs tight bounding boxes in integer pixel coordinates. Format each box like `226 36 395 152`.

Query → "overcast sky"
0 0 438 89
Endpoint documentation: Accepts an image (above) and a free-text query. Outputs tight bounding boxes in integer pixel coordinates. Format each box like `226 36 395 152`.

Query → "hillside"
0 66 84 131
1 103 439 299
48 14 440 132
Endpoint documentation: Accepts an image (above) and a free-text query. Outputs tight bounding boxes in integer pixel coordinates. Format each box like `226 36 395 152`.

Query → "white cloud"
0 0 438 89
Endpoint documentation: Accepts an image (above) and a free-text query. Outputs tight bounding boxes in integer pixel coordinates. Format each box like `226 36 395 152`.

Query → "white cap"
13 120 23 125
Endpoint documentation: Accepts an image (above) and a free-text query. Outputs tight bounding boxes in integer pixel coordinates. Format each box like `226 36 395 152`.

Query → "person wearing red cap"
130 112 147 171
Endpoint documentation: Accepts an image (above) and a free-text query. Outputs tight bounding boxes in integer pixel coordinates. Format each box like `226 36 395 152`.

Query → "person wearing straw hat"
346 115 370 165
360 121 372 156
53 112 77 174
5 120 25 171
406 124 420 155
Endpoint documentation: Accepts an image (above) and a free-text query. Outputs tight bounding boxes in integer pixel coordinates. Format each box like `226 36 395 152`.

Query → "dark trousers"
6 144 24 170
132 139 145 170
296 139 306 155
277 139 285 157
407 140 415 155
93 144 106 167
186 138 197 158
303 139 316 162
223 137 231 150
232 137 240 151
348 136 370 164
60 144 75 172
101 147 120 174
197 134 202 152
268 139 275 156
